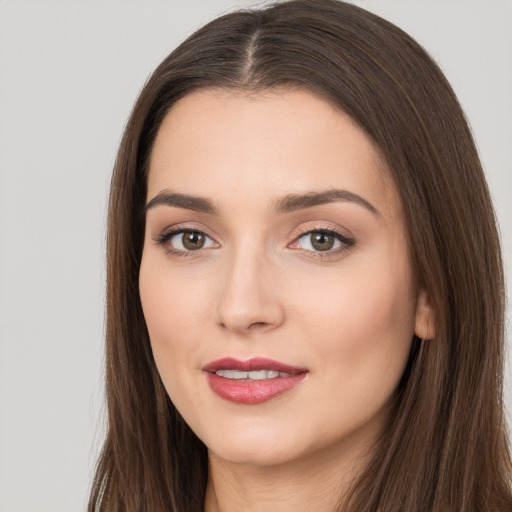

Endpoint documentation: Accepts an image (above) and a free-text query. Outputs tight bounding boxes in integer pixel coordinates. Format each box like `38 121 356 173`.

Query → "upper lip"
203 357 307 375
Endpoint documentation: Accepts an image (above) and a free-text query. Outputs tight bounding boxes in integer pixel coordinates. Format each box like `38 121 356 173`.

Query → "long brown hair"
89 1 512 510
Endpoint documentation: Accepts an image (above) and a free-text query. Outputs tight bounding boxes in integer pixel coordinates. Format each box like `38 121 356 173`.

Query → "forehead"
147 88 399 218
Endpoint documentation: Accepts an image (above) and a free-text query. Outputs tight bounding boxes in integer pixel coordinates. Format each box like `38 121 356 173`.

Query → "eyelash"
292 225 355 260
152 226 217 258
152 225 355 259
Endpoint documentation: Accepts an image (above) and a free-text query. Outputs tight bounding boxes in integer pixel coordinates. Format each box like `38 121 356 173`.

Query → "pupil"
183 231 205 250
311 232 334 251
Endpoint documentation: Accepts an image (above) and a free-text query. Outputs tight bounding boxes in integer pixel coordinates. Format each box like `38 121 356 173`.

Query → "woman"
89 1 512 510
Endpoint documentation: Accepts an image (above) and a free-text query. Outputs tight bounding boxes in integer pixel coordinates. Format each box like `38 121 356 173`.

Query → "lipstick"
203 357 307 405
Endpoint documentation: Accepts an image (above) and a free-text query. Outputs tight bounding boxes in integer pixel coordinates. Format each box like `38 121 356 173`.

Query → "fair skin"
139 88 434 512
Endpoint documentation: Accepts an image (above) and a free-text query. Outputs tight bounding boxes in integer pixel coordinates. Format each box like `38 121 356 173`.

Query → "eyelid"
293 223 354 241
288 223 355 258
151 221 355 259
152 224 220 256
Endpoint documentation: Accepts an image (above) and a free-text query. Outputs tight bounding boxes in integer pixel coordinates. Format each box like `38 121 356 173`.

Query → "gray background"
0 1 510 510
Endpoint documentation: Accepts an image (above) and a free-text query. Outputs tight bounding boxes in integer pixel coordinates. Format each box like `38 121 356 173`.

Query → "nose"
215 245 285 335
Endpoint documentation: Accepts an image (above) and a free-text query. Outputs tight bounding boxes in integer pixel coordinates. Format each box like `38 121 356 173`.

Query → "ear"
414 289 436 340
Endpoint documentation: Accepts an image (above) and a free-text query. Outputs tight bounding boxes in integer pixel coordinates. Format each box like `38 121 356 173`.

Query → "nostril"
219 320 267 330
249 321 268 329
218 319 277 334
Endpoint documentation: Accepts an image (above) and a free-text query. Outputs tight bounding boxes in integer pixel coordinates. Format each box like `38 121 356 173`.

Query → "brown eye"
292 229 353 254
181 231 205 250
310 232 335 251
164 229 218 252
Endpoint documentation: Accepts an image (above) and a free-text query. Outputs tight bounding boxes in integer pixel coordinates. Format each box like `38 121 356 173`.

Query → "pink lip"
203 357 308 405
203 357 307 374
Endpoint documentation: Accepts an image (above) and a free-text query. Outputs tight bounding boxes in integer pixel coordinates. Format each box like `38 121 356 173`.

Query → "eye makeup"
151 221 355 261
288 224 355 260
152 224 219 257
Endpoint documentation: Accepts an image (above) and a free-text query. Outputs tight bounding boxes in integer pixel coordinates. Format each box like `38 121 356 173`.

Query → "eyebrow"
145 188 379 217
270 189 379 216
145 191 218 214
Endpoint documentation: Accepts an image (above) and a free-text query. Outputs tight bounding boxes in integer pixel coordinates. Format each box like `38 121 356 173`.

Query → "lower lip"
206 372 307 405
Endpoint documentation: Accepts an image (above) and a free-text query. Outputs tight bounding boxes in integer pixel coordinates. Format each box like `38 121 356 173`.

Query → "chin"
208 441 297 467
200 424 303 467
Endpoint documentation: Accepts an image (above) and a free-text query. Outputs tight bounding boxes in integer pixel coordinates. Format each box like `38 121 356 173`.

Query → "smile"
203 357 308 405
215 370 293 380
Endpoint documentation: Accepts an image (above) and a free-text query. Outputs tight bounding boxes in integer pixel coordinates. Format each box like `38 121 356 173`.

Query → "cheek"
138 257 211 378
294 250 416 393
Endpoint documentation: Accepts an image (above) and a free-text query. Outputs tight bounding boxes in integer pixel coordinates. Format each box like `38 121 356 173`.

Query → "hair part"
89 1 511 510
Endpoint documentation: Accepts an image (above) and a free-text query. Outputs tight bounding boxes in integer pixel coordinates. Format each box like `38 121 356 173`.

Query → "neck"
204 440 371 512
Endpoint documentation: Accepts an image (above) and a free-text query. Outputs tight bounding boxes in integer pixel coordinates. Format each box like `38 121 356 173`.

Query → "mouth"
202 357 308 405
214 369 294 380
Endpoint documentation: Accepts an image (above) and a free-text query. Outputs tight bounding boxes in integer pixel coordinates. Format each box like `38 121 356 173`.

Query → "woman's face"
140 88 431 468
